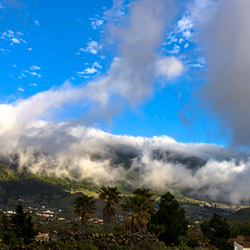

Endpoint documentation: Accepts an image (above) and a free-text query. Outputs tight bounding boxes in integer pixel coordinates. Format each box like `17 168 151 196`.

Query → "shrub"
77 240 98 250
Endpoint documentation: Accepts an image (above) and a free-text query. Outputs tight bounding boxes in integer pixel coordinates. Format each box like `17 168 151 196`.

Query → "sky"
0 0 229 145
1 0 250 203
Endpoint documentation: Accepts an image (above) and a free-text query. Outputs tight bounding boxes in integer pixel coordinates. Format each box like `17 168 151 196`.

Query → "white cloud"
155 56 184 79
177 16 193 32
189 63 204 68
34 20 40 26
85 67 98 74
179 38 184 43
84 40 102 55
1 30 26 46
168 44 180 54
28 48 32 51
30 65 41 71
0 48 11 54
77 67 98 75
11 38 20 44
90 17 104 30
93 61 102 68
182 29 192 39
0 90 250 203
18 87 24 92
29 83 37 87
22 69 41 78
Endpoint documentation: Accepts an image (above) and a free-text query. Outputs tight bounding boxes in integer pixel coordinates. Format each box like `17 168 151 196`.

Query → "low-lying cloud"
1 92 250 204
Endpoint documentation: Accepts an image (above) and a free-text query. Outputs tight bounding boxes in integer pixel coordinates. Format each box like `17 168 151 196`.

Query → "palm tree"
132 188 154 199
73 194 96 232
132 188 155 214
99 186 121 231
121 190 155 233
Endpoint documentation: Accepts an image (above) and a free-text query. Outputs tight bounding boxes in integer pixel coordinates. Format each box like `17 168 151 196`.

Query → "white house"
234 241 250 250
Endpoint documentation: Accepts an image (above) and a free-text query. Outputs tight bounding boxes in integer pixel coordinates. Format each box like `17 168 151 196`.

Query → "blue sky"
1 0 250 202
0 0 236 146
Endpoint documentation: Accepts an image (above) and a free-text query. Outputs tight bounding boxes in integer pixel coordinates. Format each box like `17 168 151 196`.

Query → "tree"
148 192 188 246
99 186 121 231
132 188 155 214
9 201 35 244
201 213 233 250
121 189 155 233
73 194 96 232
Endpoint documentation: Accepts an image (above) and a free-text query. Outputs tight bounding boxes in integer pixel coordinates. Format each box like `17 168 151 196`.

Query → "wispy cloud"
17 87 24 92
77 67 98 76
0 48 11 54
83 40 102 55
1 30 27 46
90 16 104 30
92 61 102 69
30 65 41 71
22 70 41 78
34 20 40 26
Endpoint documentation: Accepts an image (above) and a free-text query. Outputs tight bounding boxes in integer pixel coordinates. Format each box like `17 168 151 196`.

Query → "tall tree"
201 213 232 250
73 194 96 232
132 188 155 214
99 186 121 231
121 189 155 233
148 192 188 246
10 201 35 244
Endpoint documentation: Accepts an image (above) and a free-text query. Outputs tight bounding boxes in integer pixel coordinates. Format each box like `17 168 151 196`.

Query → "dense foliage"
74 194 96 232
201 213 233 250
1 202 35 245
99 186 121 231
148 192 188 246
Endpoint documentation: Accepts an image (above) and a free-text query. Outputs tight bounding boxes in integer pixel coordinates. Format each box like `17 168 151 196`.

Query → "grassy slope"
0 163 243 219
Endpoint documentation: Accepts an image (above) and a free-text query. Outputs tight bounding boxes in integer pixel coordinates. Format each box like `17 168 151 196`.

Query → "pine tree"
148 192 188 246
10 201 35 244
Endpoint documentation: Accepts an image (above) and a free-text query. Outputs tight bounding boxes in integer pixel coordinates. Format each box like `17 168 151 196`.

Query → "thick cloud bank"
199 0 250 146
1 92 250 204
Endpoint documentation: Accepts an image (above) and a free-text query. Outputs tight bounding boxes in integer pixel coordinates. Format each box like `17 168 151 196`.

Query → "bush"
77 240 98 250
56 241 75 250
2 231 20 246
108 243 122 250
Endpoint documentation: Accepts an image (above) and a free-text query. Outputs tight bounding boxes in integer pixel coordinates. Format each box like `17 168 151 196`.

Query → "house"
35 233 50 242
35 232 58 242
234 241 250 250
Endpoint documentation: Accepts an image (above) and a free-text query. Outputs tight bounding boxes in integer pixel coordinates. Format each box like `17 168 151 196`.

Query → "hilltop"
0 163 242 220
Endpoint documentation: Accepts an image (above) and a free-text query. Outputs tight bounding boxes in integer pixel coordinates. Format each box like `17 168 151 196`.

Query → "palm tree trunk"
81 213 86 233
132 215 135 233
103 206 115 231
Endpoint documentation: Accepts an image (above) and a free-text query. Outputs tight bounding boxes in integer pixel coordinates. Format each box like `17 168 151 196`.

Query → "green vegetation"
99 186 121 231
121 188 155 233
1 163 250 249
149 192 188 246
74 194 96 232
201 213 233 250
1 201 35 245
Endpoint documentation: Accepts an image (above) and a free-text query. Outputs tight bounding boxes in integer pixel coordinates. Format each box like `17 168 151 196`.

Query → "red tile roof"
236 241 250 248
